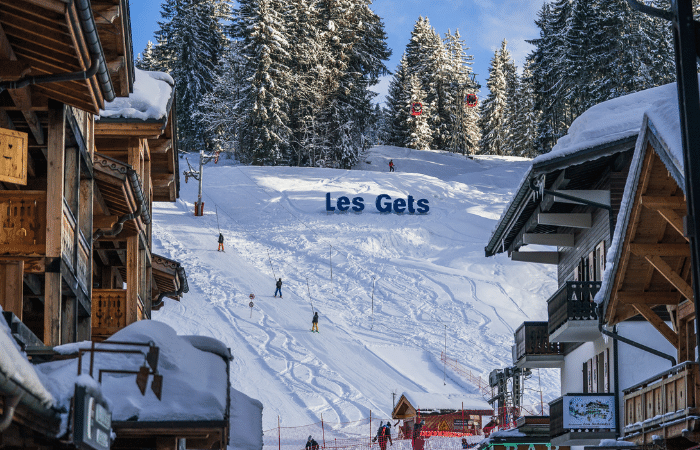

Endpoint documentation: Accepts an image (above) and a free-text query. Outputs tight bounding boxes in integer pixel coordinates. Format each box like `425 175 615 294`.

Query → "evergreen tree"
232 0 292 165
479 40 513 156
383 55 411 147
406 75 432 150
148 0 230 153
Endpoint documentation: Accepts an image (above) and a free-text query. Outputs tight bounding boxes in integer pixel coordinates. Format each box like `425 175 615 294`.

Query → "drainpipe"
152 266 189 308
93 168 151 241
0 394 22 432
0 0 115 102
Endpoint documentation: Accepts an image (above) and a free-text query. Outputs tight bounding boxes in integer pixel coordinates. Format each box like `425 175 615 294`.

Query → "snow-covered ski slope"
151 145 558 431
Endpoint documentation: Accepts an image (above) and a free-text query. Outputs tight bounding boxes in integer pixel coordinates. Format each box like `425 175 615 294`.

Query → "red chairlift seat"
411 102 423 116
465 94 478 108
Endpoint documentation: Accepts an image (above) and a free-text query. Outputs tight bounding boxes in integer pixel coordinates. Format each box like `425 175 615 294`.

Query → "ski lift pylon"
411 102 423 116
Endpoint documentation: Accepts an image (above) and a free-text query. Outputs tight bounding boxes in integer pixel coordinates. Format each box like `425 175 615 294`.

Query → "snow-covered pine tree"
443 29 478 155
148 0 230 154
406 74 432 150
501 68 520 157
511 60 539 158
479 40 513 156
136 41 162 71
232 0 292 165
383 55 411 147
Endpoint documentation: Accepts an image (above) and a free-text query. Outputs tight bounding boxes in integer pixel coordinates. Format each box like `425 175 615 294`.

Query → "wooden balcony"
550 393 616 446
92 289 127 339
623 362 700 444
0 191 46 256
548 281 601 343
513 322 564 368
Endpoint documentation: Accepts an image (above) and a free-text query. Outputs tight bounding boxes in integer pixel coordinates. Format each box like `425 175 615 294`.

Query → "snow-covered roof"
98 68 174 122
533 81 678 166
37 320 229 422
401 391 492 412
595 79 687 307
0 306 55 409
487 79 685 257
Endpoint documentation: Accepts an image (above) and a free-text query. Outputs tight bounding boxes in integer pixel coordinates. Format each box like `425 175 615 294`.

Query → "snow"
149 145 560 437
402 391 492 412
37 320 229 422
98 68 174 121
599 439 636 447
533 80 680 165
0 305 55 409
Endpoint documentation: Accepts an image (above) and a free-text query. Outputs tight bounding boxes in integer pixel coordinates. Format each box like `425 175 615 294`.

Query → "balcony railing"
92 289 127 339
548 281 601 342
513 322 563 368
623 362 699 443
550 393 616 446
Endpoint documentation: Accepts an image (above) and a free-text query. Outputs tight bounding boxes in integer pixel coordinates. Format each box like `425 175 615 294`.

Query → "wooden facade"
601 126 700 448
0 1 205 449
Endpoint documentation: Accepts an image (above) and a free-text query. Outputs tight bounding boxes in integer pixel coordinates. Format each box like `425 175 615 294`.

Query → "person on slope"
274 278 283 298
306 436 319 450
311 311 319 333
389 159 395 172
373 422 392 450
218 233 225 252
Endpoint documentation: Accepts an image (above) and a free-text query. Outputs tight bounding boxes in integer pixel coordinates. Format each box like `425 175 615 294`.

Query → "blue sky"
129 0 544 104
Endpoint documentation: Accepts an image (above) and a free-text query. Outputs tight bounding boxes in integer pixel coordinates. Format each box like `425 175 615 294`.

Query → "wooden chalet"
392 392 493 436
597 107 700 450
0 1 232 449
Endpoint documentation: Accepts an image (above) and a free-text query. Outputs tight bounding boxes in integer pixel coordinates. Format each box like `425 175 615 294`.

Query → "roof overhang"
485 136 636 257
152 253 188 309
0 0 115 113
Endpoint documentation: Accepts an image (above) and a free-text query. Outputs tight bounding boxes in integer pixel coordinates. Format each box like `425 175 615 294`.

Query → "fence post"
322 414 326 449
278 415 281 450
462 402 464 434
369 410 372 446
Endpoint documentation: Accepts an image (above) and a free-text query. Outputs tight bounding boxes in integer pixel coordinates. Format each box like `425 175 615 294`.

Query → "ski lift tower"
183 149 220 216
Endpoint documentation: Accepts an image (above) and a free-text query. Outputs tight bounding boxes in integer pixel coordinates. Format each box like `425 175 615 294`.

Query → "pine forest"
137 0 679 165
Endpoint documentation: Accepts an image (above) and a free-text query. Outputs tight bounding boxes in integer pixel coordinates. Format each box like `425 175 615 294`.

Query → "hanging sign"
325 193 429 214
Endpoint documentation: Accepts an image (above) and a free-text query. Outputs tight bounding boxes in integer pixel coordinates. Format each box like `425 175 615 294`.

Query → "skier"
462 438 469 449
274 278 283 298
305 436 319 450
311 311 319 332
389 159 395 172
218 233 225 252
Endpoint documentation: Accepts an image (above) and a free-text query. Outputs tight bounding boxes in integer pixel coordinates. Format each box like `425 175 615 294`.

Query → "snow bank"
0 306 55 408
98 68 174 121
37 320 228 422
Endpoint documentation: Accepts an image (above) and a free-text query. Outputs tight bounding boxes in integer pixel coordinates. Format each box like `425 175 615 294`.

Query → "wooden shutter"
587 358 593 393
596 241 606 281
603 349 610 393
591 357 598 393
583 361 589 393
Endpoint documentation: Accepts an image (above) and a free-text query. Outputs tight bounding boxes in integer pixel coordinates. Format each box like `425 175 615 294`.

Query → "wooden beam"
0 260 24 319
510 251 559 265
0 61 31 81
44 102 65 346
537 213 592 228
107 56 125 75
616 291 681 305
93 215 119 229
151 173 174 187
551 190 611 207
633 303 679 348
642 195 687 210
645 255 694 300
523 233 574 247
0 23 45 145
126 235 139 325
630 243 690 257
656 208 688 241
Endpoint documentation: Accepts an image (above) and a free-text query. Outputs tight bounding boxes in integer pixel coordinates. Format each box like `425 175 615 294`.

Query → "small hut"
392 391 494 437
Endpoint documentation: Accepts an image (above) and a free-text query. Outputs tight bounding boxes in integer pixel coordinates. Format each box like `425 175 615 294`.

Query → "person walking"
274 278 283 298
373 422 392 450
311 311 319 332
411 420 425 450
218 233 225 252
305 436 319 450
389 160 395 172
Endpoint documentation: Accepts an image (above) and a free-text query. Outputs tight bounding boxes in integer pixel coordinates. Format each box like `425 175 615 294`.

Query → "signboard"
326 193 430 214
74 384 112 450
0 128 28 185
562 395 615 429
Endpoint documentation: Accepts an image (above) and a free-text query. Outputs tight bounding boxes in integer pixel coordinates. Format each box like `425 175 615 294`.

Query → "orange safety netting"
264 417 485 450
